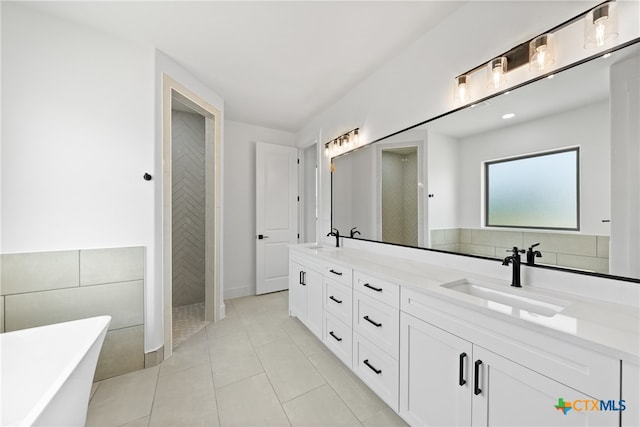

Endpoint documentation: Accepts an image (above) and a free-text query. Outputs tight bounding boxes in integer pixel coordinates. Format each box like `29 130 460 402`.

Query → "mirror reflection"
332 41 640 280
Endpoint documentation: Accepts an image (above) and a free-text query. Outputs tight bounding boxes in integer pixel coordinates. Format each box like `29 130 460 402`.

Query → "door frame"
162 74 222 358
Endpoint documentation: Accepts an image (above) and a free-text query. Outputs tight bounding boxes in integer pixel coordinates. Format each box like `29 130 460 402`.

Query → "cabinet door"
399 313 472 427
305 268 323 339
288 262 306 320
472 346 619 427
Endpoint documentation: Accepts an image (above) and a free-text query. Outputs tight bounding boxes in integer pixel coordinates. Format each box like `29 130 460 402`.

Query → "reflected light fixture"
585 2 618 48
529 34 555 71
324 128 360 157
502 113 515 119
454 75 470 103
487 57 507 90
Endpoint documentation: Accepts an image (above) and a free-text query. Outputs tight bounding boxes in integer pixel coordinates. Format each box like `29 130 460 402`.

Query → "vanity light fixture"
487 57 508 90
529 34 555 72
585 2 618 48
454 75 470 103
324 128 360 157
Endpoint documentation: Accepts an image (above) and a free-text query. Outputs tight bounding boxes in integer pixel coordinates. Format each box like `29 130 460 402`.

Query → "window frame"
484 147 580 231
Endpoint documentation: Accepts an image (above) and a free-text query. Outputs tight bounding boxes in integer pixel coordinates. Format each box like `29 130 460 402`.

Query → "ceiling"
20 1 466 132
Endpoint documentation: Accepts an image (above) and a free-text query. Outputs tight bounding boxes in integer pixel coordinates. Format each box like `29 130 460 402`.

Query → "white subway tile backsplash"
1 250 79 295
459 243 496 257
80 247 144 286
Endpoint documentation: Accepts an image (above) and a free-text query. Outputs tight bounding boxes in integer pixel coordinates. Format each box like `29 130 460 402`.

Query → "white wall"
1 3 226 353
223 120 295 299
457 101 610 235
298 1 639 248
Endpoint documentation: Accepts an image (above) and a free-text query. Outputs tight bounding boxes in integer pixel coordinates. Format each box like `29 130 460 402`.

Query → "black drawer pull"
329 269 343 276
363 283 383 292
329 331 342 342
300 271 306 286
474 359 483 395
329 296 343 304
363 315 382 327
363 359 382 374
459 352 467 386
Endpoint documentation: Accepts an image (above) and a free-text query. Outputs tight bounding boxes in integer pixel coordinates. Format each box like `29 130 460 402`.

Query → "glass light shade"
353 129 360 146
324 143 330 157
454 75 470 103
585 2 618 48
529 34 555 72
487 57 508 90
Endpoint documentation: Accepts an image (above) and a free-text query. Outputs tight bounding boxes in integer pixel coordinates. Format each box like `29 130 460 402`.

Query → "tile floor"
87 291 409 427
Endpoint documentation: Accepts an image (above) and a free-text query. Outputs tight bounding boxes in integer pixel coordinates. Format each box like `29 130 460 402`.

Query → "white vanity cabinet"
400 289 621 427
352 271 401 411
289 253 323 339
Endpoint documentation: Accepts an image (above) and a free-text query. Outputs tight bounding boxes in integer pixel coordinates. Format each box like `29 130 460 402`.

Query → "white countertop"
290 243 640 364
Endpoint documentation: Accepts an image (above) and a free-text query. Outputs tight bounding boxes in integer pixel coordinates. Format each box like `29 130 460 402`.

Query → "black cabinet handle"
459 352 467 386
329 296 343 304
363 283 383 292
474 360 483 395
363 315 382 327
300 271 306 286
329 269 343 276
299 271 303 285
329 331 342 342
363 359 382 374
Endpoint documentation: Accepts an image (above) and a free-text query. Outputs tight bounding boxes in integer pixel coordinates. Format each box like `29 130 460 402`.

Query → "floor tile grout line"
146 364 162 425
242 294 293 426
203 323 223 427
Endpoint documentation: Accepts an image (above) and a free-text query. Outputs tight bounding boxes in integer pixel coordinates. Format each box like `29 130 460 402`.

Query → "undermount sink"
441 279 570 317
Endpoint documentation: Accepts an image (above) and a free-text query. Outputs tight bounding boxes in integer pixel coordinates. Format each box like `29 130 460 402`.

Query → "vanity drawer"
323 312 352 368
353 332 399 411
324 263 352 287
324 277 352 326
353 291 399 359
354 271 399 308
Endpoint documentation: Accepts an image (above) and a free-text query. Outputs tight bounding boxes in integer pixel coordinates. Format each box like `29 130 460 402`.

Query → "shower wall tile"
556 254 609 274
597 236 610 258
94 325 145 381
430 230 445 246
443 229 460 245
471 229 523 248
4 280 143 332
459 243 496 257
459 229 471 244
1 250 79 295
81 247 144 286
522 233 597 257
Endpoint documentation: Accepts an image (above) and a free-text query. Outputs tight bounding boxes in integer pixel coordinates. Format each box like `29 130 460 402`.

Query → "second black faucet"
327 228 340 247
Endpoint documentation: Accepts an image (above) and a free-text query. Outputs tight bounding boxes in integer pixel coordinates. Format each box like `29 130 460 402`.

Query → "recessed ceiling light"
603 53 612 59
502 113 515 119
470 104 477 108
504 91 510 95
547 74 555 79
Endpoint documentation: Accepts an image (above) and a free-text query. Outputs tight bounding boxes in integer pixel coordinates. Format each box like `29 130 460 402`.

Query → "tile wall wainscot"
0 246 145 381
431 228 610 274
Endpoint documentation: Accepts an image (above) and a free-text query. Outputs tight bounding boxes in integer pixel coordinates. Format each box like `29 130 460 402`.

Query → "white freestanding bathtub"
0 316 111 426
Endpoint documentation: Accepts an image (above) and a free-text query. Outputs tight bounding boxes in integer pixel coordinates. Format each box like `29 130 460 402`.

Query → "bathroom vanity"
289 243 639 427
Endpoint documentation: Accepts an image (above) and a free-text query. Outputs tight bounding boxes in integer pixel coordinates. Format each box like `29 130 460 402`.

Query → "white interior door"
256 142 299 294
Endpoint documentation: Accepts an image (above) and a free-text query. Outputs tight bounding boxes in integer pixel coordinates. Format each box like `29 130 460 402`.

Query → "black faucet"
502 247 526 287
327 228 340 247
350 227 361 238
526 243 542 265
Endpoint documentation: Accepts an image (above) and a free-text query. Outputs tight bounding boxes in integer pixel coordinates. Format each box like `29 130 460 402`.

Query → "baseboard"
224 285 253 300
144 345 164 368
